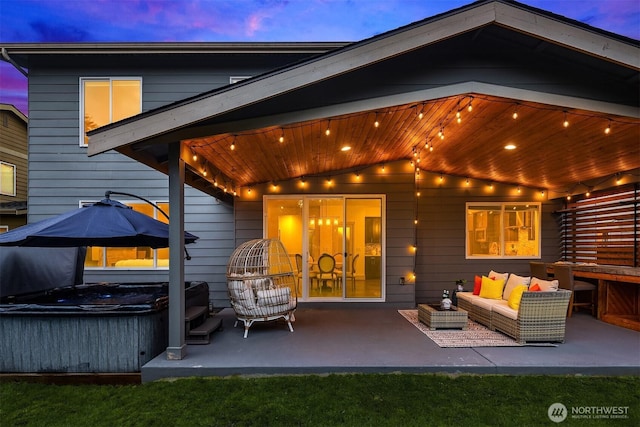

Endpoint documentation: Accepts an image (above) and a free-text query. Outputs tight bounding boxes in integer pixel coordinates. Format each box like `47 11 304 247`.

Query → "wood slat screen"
559 184 639 267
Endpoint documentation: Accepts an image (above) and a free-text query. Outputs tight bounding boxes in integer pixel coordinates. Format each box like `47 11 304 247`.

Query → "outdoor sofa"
456 271 572 344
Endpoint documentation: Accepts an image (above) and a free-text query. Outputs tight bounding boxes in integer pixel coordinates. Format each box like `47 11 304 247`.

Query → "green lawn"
1 374 638 426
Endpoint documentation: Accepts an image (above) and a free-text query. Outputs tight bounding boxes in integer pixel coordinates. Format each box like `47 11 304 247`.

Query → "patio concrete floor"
141 307 640 383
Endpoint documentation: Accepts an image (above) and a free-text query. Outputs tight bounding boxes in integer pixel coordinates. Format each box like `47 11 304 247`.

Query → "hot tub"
0 281 209 373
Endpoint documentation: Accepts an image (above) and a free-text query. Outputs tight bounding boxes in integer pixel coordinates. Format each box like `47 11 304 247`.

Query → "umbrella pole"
105 190 191 260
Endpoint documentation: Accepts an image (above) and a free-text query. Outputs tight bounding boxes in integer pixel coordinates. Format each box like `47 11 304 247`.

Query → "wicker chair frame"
226 239 297 338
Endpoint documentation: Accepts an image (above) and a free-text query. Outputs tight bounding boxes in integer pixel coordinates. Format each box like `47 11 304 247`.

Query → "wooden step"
186 317 223 345
185 305 207 322
188 317 222 336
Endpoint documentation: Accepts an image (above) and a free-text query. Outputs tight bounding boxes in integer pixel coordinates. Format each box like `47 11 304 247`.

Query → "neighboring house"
0 103 28 231
1 1 638 357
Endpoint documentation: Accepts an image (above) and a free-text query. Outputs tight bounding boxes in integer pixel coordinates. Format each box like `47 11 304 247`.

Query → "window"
466 202 541 258
82 200 169 269
80 78 142 146
0 162 16 196
0 225 8 234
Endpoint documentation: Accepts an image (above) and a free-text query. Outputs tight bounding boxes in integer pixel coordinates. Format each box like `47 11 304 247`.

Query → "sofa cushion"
457 292 482 304
473 275 482 295
492 301 519 320
473 296 501 311
529 283 541 291
479 276 505 299
503 273 532 300
507 285 528 310
530 277 559 292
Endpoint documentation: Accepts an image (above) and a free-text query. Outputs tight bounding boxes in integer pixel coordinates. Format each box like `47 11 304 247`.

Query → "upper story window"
80 78 142 146
466 202 541 259
0 161 16 196
82 200 170 269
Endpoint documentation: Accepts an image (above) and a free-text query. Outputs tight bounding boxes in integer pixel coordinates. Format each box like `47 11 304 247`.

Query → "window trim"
80 199 169 270
465 201 542 260
79 77 142 147
0 161 16 196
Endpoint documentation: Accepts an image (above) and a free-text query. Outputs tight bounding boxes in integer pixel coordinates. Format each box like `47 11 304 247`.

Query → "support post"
166 141 186 360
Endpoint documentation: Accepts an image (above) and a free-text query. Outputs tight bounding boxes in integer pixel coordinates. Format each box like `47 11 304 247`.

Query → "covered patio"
87 0 640 360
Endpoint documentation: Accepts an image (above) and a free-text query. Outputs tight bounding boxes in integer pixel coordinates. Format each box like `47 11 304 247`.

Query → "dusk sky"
1 0 639 116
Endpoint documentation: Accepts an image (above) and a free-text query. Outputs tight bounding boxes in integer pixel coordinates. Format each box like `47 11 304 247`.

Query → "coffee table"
418 304 468 330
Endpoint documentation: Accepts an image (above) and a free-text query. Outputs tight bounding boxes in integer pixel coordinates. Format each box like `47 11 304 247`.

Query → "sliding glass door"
265 195 383 301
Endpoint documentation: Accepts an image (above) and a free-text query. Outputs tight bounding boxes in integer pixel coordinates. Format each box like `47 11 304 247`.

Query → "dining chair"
296 253 317 290
317 253 337 291
345 254 359 291
553 264 597 317
529 261 548 279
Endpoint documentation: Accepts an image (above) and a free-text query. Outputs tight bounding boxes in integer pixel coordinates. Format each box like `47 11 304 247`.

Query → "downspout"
1 48 28 77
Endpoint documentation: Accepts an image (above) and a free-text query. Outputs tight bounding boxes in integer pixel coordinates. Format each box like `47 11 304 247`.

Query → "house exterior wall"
23 53 321 308
234 166 562 306
234 161 417 306
0 105 28 229
415 171 563 302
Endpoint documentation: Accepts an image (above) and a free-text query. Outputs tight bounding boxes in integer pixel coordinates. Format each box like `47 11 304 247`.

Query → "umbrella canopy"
0 198 198 248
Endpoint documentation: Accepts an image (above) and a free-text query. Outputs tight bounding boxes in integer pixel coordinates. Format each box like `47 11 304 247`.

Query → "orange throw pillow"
529 283 541 292
473 275 482 295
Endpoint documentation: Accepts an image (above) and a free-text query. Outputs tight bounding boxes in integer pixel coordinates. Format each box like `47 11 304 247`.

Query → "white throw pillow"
502 273 532 300
488 270 509 282
530 277 559 292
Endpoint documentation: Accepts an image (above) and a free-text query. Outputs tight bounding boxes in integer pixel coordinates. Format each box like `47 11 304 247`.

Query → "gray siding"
24 56 307 308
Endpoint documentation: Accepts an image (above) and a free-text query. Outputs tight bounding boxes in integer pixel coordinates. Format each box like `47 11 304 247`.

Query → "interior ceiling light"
341 145 351 151
504 144 516 150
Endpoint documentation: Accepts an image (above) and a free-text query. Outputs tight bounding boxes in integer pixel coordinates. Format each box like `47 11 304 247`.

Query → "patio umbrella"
0 198 198 248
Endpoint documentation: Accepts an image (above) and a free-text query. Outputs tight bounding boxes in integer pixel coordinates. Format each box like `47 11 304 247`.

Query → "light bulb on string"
563 112 569 128
279 130 284 143
374 113 379 128
512 105 518 120
230 135 236 151
604 120 611 135
325 120 331 136
191 148 198 162
467 97 473 112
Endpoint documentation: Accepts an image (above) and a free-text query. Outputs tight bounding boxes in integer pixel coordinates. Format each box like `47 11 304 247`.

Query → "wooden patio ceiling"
183 93 640 196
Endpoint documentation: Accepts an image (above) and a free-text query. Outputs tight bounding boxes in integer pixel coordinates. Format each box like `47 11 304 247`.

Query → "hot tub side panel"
0 311 168 373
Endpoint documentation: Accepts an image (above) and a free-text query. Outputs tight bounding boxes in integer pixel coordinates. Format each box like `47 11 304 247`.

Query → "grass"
1 374 639 426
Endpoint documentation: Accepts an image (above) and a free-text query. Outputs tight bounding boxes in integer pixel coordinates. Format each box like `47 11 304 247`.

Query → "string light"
418 104 424 120
566 194 571 200
374 113 379 128
512 104 518 120
465 178 470 186
325 120 331 136
456 110 462 124
279 130 284 143
191 148 198 162
467 97 473 112
230 135 236 151
615 173 622 184
604 120 611 135
563 112 569 128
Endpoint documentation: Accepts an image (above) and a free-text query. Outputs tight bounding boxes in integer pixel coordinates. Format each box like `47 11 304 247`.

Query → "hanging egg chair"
226 238 297 338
